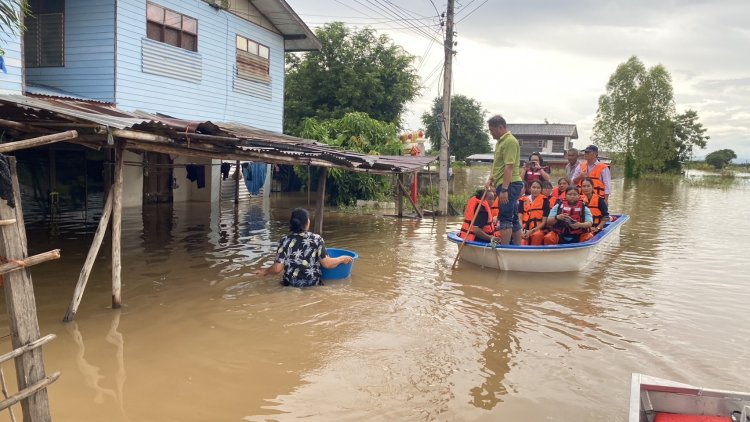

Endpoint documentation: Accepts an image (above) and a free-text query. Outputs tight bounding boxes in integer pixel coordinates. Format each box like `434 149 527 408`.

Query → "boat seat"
654 413 731 422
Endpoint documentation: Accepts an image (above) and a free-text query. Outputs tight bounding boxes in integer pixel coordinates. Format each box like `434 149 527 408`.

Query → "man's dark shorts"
496 181 524 232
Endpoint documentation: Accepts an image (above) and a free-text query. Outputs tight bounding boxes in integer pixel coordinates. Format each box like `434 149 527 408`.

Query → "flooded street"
1 170 749 421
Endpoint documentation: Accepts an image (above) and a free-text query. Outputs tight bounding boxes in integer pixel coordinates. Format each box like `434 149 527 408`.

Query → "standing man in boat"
572 144 611 204
485 115 524 245
565 148 580 181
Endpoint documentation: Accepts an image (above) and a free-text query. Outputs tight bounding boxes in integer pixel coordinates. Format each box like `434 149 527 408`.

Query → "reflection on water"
0 175 749 421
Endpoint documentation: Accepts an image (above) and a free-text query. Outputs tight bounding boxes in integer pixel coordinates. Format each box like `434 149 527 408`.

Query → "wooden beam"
395 174 403 217
398 177 423 219
0 130 78 153
0 157 53 421
234 160 241 205
0 334 56 365
0 118 47 133
63 186 114 322
0 372 60 412
314 167 327 234
111 141 124 309
0 249 60 276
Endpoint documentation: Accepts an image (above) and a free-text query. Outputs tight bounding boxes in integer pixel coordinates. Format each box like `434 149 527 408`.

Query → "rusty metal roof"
0 94 435 174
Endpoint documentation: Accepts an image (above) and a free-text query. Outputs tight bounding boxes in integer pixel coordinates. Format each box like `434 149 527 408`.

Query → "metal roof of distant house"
507 124 578 138
0 94 434 174
465 153 494 161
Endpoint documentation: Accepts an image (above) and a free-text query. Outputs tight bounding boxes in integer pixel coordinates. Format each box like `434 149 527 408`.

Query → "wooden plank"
63 186 114 322
0 157 53 421
395 174 403 218
397 177 423 219
111 141 124 309
0 372 60 412
0 219 16 226
314 167 327 234
0 130 78 153
0 334 56 365
0 249 60 276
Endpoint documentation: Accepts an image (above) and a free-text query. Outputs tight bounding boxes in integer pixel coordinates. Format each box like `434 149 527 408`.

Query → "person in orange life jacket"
540 180 553 200
572 144 611 204
549 177 570 205
459 189 497 242
543 186 594 245
580 177 609 234
517 180 550 245
522 152 551 194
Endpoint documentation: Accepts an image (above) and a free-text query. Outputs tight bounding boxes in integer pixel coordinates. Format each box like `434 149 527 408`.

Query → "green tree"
592 56 676 177
0 0 28 56
299 112 402 205
421 95 491 160
665 109 710 171
284 22 420 136
705 149 736 169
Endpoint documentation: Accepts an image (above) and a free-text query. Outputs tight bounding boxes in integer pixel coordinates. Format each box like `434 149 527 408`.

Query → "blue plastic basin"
321 248 358 280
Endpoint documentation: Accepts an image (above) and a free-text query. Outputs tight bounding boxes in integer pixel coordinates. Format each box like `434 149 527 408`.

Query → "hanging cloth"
242 162 267 195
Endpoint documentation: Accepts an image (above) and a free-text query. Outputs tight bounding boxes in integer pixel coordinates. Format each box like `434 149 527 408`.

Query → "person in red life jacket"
517 180 550 245
549 177 570 205
459 189 497 242
572 144 611 204
522 152 551 194
580 177 609 234
543 186 594 245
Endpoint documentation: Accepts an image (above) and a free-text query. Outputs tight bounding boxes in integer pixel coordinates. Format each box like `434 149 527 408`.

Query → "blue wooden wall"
25 0 116 102
0 3 23 95
116 0 285 131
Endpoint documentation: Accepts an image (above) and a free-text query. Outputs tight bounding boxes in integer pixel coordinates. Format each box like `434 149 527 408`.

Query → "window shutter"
23 16 41 67
236 50 269 82
39 13 64 67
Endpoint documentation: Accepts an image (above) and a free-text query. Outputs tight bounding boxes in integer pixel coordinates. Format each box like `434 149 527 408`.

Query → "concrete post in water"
314 167 327 234
0 157 54 421
112 141 124 309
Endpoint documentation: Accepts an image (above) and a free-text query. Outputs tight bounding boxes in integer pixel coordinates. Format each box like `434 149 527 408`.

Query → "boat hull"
629 373 750 422
447 214 629 272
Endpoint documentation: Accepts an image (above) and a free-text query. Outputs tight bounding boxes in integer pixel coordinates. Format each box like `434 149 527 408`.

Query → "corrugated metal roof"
25 83 111 103
507 124 578 138
0 94 435 174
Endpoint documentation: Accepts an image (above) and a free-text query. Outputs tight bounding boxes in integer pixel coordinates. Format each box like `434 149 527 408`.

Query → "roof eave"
252 0 321 51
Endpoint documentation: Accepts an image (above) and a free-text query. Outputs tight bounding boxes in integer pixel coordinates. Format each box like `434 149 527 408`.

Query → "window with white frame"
146 3 198 52
24 0 65 67
235 35 270 82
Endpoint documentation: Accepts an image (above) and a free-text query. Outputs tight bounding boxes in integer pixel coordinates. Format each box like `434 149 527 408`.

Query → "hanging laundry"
185 164 206 188
242 162 267 195
220 162 231 180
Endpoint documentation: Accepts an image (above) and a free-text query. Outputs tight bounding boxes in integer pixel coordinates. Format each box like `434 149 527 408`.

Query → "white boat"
629 373 750 422
447 214 629 272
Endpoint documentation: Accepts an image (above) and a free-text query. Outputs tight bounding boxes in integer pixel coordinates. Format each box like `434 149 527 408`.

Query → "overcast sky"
285 0 750 160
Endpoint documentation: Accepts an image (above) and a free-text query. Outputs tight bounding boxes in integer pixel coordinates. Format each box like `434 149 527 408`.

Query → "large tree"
284 22 420 136
705 149 736 169
665 109 710 171
592 56 677 177
421 95 491 161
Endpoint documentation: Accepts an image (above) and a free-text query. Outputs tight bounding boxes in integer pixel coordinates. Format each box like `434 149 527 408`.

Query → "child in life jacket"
541 180 554 201
543 186 594 245
517 180 550 245
580 177 609 235
459 189 497 242
549 177 570 205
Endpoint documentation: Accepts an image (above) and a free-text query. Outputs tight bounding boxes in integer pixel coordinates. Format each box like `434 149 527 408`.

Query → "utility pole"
438 0 454 215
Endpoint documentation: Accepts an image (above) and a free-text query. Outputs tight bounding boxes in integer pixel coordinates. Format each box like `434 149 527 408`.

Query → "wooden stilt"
0 157 53 421
111 142 124 309
234 160 240 205
63 186 114 322
314 167 327 234
397 177 423 219
0 130 78 153
395 174 403 218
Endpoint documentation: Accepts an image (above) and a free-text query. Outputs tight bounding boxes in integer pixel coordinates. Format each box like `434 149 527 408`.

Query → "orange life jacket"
459 197 494 241
582 193 604 228
519 194 546 231
552 199 589 235
490 196 499 220
577 162 608 197
549 187 563 206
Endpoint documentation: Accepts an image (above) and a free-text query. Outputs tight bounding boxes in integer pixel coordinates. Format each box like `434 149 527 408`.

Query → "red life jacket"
549 187 563 206
577 162 608 197
519 194 546 231
582 193 604 228
552 199 589 235
523 164 549 193
459 197 494 241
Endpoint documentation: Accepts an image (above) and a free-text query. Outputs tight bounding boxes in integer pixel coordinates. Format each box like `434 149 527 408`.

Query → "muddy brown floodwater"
1 170 749 421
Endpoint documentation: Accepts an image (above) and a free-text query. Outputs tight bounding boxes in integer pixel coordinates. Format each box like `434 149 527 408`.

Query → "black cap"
584 144 598 153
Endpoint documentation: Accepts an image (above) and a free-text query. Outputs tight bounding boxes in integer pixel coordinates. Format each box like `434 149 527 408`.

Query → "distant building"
506 123 578 158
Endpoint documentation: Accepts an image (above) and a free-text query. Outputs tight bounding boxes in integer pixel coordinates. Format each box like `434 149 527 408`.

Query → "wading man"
485 115 524 245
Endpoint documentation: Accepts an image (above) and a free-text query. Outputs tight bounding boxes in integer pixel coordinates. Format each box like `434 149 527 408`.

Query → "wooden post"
63 186 114 322
234 160 240 205
111 142 124 309
395 174 403 217
0 157 53 421
314 167 327 234
397 177 423 219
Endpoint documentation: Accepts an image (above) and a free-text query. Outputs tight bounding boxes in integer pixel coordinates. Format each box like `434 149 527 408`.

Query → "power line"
456 0 488 23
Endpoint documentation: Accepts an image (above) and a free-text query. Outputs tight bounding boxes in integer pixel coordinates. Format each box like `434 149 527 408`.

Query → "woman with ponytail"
256 208 352 287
